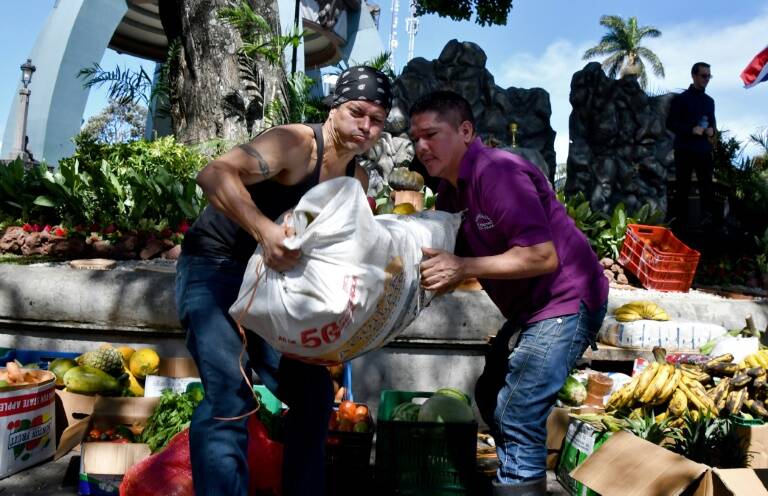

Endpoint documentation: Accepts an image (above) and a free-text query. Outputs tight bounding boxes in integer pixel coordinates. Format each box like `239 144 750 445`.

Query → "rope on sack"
214 257 265 421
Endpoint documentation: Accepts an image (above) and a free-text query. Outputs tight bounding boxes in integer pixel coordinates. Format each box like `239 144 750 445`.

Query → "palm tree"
583 15 665 89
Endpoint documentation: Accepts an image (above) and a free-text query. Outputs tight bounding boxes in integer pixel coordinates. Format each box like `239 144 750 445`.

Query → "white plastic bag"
229 177 461 364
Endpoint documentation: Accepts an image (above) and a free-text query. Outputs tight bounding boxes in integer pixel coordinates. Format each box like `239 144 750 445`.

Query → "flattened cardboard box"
571 431 768 496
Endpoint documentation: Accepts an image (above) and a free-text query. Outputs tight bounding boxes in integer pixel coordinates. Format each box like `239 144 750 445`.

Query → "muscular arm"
420 242 559 292
196 126 311 270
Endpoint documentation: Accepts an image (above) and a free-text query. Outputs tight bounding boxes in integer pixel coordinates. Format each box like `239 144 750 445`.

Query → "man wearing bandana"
176 66 393 496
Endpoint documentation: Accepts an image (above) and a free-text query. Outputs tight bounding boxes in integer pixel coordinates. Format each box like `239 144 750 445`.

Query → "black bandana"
331 66 393 112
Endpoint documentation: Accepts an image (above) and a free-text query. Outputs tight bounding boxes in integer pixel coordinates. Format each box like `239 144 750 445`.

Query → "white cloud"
492 11 768 164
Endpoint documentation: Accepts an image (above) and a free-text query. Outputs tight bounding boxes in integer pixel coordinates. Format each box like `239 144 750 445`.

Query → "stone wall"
386 39 557 182
565 62 675 215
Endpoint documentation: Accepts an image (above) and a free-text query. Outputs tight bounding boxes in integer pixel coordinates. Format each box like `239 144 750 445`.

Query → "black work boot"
492 477 547 496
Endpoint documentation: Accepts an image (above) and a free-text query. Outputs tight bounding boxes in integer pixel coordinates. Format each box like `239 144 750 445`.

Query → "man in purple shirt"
411 91 608 496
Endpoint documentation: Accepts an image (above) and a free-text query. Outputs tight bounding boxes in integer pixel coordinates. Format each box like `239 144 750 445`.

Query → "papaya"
63 365 122 395
49 358 78 387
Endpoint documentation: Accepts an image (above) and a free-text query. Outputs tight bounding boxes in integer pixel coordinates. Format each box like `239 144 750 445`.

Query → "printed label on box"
0 377 56 479
143 375 201 397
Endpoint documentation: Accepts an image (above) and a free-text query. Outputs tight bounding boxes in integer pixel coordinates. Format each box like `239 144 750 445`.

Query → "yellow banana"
641 364 672 404
633 362 660 400
754 352 768 369
669 388 688 416
653 367 681 404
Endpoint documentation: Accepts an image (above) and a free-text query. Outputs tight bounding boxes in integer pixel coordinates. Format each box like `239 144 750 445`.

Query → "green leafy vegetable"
140 389 202 453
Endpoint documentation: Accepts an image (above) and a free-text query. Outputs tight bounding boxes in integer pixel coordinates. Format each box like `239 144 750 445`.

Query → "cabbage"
417 394 474 423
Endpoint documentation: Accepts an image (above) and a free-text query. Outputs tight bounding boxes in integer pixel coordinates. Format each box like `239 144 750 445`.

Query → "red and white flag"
741 45 768 88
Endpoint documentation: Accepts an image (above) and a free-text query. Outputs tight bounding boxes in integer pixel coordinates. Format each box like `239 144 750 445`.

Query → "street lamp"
20 59 36 89
10 59 36 162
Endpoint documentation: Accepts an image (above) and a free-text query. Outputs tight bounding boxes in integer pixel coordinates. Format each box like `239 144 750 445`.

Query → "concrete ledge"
1 262 768 346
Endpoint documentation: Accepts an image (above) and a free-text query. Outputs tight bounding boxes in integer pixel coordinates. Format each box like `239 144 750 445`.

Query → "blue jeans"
175 254 334 496
475 302 607 483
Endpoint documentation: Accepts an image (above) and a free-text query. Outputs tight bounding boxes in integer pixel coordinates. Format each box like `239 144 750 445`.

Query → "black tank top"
182 123 357 262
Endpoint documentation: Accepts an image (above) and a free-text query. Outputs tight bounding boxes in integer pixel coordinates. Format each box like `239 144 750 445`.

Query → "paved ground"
0 449 568 495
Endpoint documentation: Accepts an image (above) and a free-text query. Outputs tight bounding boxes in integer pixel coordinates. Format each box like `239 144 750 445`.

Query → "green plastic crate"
374 390 477 495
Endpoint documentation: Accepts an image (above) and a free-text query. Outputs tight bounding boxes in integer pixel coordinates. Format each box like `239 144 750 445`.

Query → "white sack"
229 177 461 364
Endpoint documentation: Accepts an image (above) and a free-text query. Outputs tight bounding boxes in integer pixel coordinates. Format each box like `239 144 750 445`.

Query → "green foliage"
583 15 664 89
80 99 147 144
621 410 674 445
264 72 328 126
557 191 664 259
714 129 768 239
78 39 180 118
0 159 51 223
218 0 302 67
414 0 514 26
336 52 396 80
140 389 202 453
0 137 207 230
78 64 153 107
666 412 751 468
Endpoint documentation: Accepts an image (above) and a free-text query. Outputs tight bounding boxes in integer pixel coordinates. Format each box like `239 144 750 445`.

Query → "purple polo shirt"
437 138 608 325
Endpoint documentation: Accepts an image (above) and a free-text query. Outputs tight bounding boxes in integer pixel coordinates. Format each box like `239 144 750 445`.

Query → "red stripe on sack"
0 389 55 417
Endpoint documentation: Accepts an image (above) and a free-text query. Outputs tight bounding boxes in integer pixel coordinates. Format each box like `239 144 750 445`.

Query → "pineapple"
77 345 125 377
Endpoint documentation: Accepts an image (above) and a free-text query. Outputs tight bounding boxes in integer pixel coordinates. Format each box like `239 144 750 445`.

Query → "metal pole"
11 88 31 161
291 0 300 74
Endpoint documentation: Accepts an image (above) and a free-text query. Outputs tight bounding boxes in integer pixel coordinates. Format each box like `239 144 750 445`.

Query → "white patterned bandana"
331 66 393 112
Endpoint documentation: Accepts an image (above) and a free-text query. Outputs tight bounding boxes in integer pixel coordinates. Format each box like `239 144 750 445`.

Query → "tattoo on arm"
239 143 272 177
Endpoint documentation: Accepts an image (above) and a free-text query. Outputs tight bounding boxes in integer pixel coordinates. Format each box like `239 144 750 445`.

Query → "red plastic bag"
248 414 283 495
120 417 283 496
120 429 194 496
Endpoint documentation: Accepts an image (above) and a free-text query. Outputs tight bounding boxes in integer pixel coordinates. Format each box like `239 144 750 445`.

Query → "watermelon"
557 375 587 406
418 395 474 423
391 401 420 421
434 387 471 406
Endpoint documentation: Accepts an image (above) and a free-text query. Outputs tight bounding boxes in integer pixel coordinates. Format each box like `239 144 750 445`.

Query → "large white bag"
229 177 461 364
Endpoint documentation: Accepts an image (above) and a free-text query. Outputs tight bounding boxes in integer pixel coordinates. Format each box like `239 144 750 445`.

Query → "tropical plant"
0 159 51 224
583 15 665 89
622 410 675 446
557 191 664 259
217 0 302 67
218 0 308 132
78 39 181 117
29 137 207 229
666 412 751 468
335 52 396 79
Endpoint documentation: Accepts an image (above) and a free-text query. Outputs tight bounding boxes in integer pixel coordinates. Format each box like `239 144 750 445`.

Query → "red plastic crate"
618 224 700 292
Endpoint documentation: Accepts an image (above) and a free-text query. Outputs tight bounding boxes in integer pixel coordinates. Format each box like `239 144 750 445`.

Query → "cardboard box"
571 431 768 496
547 407 571 470
56 396 159 495
736 423 768 469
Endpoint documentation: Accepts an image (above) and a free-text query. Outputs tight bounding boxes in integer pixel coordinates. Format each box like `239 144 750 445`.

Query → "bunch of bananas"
606 349 768 425
614 300 670 322
739 349 768 369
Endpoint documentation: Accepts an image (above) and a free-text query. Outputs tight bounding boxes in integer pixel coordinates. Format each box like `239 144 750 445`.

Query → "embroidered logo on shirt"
475 213 494 231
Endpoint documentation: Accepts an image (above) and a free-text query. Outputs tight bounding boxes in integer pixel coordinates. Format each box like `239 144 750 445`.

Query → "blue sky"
1 0 766 163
